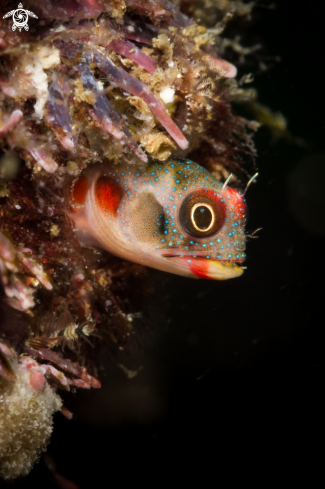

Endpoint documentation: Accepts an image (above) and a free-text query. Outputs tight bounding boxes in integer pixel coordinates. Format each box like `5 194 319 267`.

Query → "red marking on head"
189 258 210 279
72 176 89 206
225 187 246 219
192 188 246 221
202 189 227 216
95 175 123 215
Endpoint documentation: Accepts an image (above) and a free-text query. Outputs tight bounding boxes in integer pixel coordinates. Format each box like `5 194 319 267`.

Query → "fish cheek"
129 193 166 245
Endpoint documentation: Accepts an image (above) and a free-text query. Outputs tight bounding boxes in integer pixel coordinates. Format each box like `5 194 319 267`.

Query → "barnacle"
0 0 258 480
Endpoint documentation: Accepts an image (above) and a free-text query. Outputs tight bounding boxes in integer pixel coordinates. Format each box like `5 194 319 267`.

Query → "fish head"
73 159 248 280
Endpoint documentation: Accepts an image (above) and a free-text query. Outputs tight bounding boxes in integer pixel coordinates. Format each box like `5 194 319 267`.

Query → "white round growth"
160 87 175 105
0 360 62 480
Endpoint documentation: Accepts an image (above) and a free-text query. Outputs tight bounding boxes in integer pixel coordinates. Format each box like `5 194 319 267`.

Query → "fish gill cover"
0 0 260 480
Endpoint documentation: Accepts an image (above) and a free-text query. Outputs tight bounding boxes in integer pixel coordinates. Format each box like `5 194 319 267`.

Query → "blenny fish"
72 159 247 280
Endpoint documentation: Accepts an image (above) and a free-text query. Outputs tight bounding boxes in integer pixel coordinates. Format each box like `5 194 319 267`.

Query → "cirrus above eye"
179 191 226 238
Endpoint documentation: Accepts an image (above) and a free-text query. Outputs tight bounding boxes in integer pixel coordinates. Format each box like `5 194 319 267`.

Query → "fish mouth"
161 253 245 280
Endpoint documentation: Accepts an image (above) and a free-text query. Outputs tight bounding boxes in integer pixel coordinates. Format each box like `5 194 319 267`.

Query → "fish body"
71 159 247 280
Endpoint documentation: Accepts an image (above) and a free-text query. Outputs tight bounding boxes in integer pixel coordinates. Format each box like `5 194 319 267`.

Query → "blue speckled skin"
72 159 247 280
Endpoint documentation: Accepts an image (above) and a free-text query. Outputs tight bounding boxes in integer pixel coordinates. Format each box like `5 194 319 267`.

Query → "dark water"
2 1 323 486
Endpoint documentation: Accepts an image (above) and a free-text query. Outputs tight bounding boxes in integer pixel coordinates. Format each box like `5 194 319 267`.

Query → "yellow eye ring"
190 203 215 232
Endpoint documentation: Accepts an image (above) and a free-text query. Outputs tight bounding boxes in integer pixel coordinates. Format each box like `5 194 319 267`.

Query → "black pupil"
193 205 213 230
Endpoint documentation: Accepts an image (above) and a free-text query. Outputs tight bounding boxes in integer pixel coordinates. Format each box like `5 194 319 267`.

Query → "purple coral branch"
121 16 159 46
122 20 157 45
91 49 189 150
41 363 70 390
77 62 148 162
0 110 23 137
23 346 101 389
29 147 59 173
46 81 76 151
108 39 157 74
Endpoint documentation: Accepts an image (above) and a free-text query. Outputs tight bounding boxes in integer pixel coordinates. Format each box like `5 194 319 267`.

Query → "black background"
1 0 323 486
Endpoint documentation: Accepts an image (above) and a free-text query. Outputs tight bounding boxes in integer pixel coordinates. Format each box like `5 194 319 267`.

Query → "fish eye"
179 191 226 238
191 204 215 232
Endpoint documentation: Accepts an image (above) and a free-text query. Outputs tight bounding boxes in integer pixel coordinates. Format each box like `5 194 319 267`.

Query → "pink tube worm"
90 48 189 150
108 39 157 74
76 61 148 162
